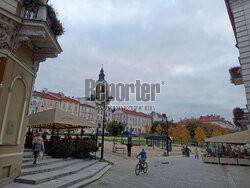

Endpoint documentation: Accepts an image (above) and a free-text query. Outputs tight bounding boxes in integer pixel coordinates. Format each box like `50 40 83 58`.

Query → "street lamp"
166 117 169 156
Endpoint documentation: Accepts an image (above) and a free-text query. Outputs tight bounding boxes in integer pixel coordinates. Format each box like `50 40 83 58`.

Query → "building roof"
178 115 234 126
205 130 250 144
48 91 79 103
120 109 151 119
80 103 95 109
33 91 60 101
33 90 80 104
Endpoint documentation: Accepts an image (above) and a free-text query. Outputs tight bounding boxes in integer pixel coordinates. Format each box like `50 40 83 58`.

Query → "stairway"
4 151 111 188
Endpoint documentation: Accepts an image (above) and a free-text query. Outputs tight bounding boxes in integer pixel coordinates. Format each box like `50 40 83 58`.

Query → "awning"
205 130 250 144
28 108 97 130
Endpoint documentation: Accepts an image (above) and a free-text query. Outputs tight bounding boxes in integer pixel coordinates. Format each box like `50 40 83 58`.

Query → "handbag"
39 151 43 157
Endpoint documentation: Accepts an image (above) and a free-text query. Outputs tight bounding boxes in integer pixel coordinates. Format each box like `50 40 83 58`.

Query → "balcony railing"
229 67 243 85
21 2 64 37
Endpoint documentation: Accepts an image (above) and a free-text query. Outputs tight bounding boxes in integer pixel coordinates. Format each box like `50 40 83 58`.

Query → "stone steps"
15 159 99 184
4 151 111 188
22 156 52 163
21 159 84 176
22 158 67 169
39 162 110 188
67 165 112 188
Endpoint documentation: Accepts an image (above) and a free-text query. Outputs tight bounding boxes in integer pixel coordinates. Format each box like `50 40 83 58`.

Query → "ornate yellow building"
0 0 62 186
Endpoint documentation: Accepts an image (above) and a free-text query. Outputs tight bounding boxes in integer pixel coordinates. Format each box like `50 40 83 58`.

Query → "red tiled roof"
48 92 79 103
156 113 165 118
33 91 60 101
178 115 233 126
120 109 151 119
80 103 95 108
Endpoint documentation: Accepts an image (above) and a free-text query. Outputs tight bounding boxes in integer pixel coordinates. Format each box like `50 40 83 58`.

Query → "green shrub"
85 139 99 153
51 139 72 158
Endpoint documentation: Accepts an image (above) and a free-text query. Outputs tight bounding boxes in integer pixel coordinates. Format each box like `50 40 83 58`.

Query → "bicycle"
135 158 148 176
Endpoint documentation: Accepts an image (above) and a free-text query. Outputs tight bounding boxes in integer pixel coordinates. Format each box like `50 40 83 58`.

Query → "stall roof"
205 130 250 144
28 108 97 130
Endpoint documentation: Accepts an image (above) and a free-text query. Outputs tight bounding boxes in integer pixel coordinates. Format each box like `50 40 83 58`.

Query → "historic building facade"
150 111 167 123
0 0 63 186
30 89 80 117
226 0 250 130
113 109 152 133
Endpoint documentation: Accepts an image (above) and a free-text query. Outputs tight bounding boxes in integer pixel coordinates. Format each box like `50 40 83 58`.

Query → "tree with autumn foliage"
145 125 151 135
168 126 175 137
155 124 163 135
211 128 222 137
181 126 190 144
194 126 206 145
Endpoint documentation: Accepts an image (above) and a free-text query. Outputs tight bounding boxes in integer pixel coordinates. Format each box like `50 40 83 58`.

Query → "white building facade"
113 109 152 133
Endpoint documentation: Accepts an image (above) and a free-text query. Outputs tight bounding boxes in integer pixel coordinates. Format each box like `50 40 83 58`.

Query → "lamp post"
166 117 169 156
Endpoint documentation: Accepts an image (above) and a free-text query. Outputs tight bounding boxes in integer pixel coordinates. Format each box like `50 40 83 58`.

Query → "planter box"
202 156 219 163
238 158 250 166
220 158 238 165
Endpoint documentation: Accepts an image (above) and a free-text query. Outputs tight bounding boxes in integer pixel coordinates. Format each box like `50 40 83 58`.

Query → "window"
31 110 35 114
75 106 77 111
50 101 53 107
43 100 47 106
68 105 71 110
62 104 65 109
55 102 58 107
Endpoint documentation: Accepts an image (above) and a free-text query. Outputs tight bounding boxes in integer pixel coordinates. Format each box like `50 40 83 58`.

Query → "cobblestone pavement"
87 152 250 188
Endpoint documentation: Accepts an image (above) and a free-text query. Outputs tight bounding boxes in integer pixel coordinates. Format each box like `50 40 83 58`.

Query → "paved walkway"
87 152 250 188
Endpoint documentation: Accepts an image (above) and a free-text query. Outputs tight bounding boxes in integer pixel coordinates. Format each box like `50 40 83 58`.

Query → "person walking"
195 147 199 159
185 146 191 157
127 137 133 157
181 146 185 157
32 133 44 165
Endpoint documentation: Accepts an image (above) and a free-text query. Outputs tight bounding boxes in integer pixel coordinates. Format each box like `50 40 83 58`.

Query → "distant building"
150 111 167 123
113 109 152 133
79 103 96 122
30 89 80 117
178 115 235 130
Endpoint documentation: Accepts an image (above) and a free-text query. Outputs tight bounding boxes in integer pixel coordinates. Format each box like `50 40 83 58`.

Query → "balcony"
233 108 250 130
229 67 243 85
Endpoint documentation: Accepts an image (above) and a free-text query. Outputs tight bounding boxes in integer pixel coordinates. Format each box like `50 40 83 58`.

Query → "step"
39 162 109 188
21 159 84 176
22 158 68 169
24 149 32 152
22 156 52 163
68 165 112 188
15 160 98 184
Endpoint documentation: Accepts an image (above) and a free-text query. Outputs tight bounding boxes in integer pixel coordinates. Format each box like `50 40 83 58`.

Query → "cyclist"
136 149 147 167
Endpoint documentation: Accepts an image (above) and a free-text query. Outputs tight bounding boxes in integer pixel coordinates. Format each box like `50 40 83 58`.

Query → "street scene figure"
32 133 44 165
136 148 147 166
195 147 199 159
185 146 191 157
127 137 133 157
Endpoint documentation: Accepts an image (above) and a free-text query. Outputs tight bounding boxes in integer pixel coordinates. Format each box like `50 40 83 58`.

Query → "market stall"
203 130 250 166
26 108 98 158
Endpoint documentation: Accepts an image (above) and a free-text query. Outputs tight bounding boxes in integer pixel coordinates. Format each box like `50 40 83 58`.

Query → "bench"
133 144 141 146
115 147 125 154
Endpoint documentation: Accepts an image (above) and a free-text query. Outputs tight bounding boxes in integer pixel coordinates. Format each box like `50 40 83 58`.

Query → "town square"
0 0 250 188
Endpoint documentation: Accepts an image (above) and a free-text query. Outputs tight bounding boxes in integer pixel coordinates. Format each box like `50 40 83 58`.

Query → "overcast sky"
35 0 246 122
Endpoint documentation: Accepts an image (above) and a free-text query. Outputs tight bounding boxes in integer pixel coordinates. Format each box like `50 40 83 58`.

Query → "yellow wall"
0 44 35 187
